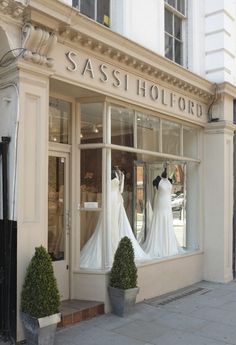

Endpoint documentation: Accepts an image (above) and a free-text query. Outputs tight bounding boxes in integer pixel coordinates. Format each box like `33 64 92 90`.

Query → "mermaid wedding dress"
80 174 149 269
142 177 182 258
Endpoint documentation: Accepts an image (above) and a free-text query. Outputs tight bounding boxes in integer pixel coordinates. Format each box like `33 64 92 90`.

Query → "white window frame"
164 0 187 66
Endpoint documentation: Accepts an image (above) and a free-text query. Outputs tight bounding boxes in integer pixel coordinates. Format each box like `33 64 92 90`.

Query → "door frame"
48 149 70 300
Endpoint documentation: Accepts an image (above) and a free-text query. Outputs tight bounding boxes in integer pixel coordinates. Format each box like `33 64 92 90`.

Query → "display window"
79 101 200 269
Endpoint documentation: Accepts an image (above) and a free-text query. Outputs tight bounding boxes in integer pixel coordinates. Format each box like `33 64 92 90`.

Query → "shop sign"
55 46 208 123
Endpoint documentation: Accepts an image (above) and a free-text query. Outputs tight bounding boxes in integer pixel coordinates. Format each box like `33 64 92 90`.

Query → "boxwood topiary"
21 246 60 318
110 236 137 290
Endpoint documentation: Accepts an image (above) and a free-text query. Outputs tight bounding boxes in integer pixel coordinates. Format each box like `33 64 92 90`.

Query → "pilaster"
204 120 236 282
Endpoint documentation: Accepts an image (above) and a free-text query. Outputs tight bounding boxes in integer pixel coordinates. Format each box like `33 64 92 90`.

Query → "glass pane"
80 0 95 19
80 210 101 251
49 98 71 144
183 127 198 159
137 112 160 152
165 34 173 60
81 149 102 208
72 0 79 9
48 156 65 261
111 106 134 147
97 0 110 26
169 163 186 247
165 9 173 35
174 39 182 64
81 103 103 143
177 0 185 15
174 15 181 39
162 120 181 155
167 0 175 8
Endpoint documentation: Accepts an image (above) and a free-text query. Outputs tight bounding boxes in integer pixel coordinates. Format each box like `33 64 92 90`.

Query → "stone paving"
55 280 236 345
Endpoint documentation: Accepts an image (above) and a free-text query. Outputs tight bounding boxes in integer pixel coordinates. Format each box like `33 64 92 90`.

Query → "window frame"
72 0 110 27
164 0 187 66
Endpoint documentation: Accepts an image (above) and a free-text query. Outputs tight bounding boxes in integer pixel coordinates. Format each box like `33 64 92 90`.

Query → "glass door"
48 152 70 300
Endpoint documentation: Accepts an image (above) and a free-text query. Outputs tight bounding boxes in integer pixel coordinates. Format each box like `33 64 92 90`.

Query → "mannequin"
142 166 182 258
80 165 149 269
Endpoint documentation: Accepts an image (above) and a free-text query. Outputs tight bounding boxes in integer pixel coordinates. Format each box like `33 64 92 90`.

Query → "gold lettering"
82 58 95 79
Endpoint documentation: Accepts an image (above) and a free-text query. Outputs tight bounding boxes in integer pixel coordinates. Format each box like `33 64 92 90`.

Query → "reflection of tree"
170 164 184 184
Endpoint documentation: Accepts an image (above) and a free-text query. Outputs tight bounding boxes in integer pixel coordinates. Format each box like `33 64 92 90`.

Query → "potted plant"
21 245 61 345
108 236 139 317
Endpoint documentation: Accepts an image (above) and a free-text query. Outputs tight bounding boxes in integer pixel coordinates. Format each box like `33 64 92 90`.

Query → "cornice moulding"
24 0 214 101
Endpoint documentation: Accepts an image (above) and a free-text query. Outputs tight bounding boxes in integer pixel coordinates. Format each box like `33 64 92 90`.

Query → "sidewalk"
55 280 236 345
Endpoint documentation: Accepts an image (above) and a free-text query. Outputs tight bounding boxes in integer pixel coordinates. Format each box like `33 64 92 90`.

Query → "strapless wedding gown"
142 178 181 258
80 177 149 269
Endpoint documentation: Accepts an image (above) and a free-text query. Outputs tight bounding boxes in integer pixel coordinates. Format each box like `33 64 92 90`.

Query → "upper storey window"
72 0 110 27
165 0 186 66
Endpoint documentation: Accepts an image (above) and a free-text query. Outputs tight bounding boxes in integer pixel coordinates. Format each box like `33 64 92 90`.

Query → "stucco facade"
0 0 236 342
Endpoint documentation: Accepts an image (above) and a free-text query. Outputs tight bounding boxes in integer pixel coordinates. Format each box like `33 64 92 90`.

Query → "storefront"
1 2 236 341
43 18 213 307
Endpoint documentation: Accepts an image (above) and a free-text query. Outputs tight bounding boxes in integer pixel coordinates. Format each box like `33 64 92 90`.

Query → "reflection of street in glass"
171 193 184 211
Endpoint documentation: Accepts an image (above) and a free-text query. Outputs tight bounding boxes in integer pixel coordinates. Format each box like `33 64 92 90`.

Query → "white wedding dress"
80 175 149 269
142 177 181 258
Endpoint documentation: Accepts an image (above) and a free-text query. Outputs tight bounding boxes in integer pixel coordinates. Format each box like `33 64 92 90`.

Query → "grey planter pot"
21 312 61 345
108 286 139 317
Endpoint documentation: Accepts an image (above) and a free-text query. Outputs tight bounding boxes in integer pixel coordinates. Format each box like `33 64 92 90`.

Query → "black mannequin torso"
153 168 172 190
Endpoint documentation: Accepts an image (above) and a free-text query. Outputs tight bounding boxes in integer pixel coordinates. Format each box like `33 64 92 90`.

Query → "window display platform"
58 299 104 328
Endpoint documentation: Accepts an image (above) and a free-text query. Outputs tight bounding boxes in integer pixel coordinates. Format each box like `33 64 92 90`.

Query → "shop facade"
0 0 236 342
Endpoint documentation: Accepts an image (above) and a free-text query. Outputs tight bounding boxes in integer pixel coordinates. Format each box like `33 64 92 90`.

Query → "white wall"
0 85 18 220
111 0 164 55
205 0 236 84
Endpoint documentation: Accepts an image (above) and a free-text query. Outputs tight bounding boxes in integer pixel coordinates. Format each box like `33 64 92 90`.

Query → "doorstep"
58 299 104 328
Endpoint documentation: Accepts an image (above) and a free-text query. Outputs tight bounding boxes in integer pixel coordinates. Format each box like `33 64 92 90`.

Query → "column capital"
204 120 236 135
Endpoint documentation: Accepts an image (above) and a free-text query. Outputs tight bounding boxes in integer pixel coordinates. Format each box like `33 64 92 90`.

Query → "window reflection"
162 120 181 155
137 112 160 152
48 156 65 261
111 106 134 147
49 98 71 144
81 103 103 143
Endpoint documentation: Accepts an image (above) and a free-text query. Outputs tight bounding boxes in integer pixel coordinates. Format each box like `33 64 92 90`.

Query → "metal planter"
21 312 61 345
108 286 139 317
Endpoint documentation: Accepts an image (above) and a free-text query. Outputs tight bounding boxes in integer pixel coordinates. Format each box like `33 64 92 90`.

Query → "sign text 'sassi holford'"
66 51 203 118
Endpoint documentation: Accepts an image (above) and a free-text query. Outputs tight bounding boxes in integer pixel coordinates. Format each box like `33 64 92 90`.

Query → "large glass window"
49 98 71 144
79 101 201 270
80 103 103 143
162 120 181 156
80 148 102 254
72 0 110 27
164 0 186 65
111 106 134 147
137 112 160 152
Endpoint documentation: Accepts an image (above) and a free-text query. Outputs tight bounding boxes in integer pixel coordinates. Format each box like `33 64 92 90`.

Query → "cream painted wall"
16 67 50 341
203 121 234 282
74 252 203 311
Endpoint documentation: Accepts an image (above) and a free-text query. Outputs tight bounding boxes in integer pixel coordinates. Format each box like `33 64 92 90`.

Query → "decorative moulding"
21 23 57 67
58 24 213 102
0 0 28 18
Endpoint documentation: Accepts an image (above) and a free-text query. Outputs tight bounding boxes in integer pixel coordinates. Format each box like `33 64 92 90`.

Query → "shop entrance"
48 152 70 300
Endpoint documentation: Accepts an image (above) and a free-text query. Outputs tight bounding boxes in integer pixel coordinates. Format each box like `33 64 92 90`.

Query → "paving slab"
55 281 236 345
